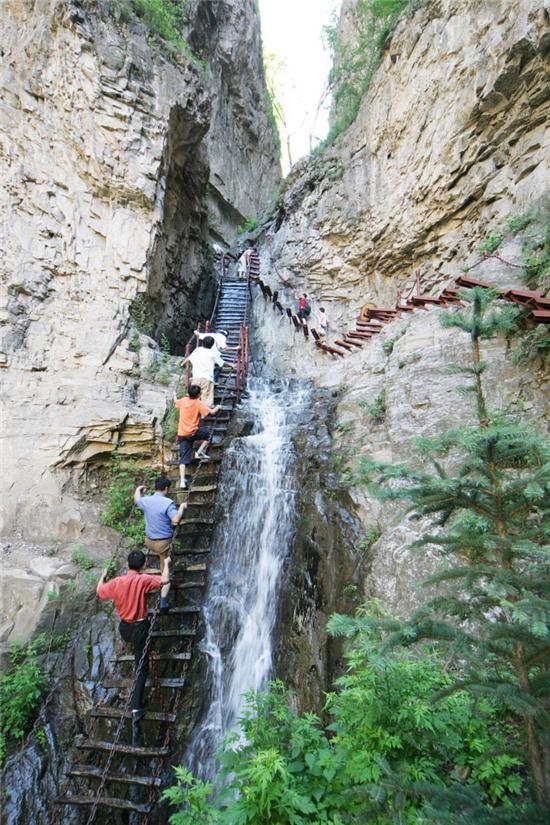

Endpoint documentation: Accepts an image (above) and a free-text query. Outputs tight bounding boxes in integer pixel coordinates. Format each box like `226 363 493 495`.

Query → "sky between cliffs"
258 0 340 172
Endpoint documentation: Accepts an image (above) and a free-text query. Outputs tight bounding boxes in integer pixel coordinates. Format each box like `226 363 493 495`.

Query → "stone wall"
259 0 549 330
0 0 280 645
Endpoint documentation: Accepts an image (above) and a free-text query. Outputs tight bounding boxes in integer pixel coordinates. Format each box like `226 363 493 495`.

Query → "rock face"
248 0 549 696
260 0 549 326
0 0 279 644
0 0 278 529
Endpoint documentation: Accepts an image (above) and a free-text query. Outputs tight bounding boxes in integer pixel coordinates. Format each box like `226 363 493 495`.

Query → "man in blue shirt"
134 476 186 577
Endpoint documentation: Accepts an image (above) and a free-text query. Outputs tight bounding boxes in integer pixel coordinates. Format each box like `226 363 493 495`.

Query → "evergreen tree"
352 287 550 814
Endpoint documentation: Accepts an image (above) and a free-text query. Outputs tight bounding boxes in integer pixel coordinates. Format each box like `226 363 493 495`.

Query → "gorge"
1 0 549 823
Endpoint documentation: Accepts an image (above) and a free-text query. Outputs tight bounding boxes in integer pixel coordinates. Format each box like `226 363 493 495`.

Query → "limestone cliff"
251 0 549 697
260 0 549 324
0 0 279 642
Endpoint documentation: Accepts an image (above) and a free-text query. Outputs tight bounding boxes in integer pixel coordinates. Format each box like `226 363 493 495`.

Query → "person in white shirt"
181 337 223 406
317 307 329 342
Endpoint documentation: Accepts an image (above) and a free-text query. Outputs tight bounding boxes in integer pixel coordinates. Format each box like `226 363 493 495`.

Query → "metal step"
58 795 151 813
75 737 170 757
68 764 162 787
112 651 191 664
89 706 177 721
102 675 187 688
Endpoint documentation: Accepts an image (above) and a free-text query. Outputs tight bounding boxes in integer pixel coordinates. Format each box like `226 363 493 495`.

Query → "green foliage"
0 641 47 765
356 287 550 812
359 391 386 424
263 90 281 154
358 525 381 551
478 232 503 256
323 0 420 146
129 295 153 336
70 544 94 571
511 324 550 364
128 324 140 352
132 0 187 51
520 198 550 289
237 217 258 236
101 453 155 547
506 209 535 234
382 327 405 354
163 405 180 443
165 645 524 824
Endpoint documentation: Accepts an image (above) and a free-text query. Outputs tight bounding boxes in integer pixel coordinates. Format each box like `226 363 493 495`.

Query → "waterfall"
187 378 309 778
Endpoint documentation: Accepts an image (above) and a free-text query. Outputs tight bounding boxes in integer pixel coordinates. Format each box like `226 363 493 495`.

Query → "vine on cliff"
322 0 423 146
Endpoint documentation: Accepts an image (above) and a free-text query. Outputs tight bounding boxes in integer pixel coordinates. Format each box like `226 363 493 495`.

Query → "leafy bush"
236 217 258 236
478 232 503 256
132 0 187 52
164 647 524 824
129 294 153 336
359 391 386 423
101 453 155 547
0 642 47 765
70 544 94 571
323 0 420 145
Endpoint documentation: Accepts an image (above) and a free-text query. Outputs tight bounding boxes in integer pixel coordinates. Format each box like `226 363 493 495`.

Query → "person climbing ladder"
96 549 171 723
173 384 221 489
133 475 186 576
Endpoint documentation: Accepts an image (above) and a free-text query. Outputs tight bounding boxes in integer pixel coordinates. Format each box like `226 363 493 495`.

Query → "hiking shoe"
132 708 146 723
195 450 210 460
180 479 188 489
160 597 171 614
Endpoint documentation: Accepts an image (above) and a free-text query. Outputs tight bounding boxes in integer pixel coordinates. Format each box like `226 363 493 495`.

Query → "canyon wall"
0 0 279 643
252 0 549 696
260 0 549 326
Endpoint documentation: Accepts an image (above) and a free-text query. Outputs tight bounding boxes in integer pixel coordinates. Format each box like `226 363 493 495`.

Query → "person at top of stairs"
182 335 223 407
133 475 186 576
96 550 171 723
194 328 238 355
173 384 221 489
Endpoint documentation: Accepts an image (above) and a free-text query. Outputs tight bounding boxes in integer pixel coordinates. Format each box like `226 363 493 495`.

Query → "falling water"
187 378 309 778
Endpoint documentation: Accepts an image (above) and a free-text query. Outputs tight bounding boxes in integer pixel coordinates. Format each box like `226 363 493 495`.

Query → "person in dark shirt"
96 549 171 722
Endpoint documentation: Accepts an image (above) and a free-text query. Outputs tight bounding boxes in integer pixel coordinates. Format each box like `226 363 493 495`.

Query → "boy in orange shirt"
173 384 221 489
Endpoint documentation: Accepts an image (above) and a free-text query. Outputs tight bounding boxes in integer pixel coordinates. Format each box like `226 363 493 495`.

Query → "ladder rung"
112 651 191 664
89 706 177 720
102 675 187 688
75 737 170 757
67 764 162 787
57 795 151 813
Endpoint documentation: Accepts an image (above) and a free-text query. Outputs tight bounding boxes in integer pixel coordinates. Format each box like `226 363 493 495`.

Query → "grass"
101 453 156 548
358 391 386 424
236 218 258 236
478 232 503 256
71 545 95 571
0 641 47 765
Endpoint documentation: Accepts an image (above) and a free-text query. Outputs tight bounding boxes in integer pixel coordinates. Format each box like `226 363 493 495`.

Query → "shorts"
178 426 210 464
192 377 214 407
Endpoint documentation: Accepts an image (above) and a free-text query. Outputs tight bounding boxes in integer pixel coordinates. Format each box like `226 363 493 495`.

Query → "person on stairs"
297 293 311 324
173 384 221 489
96 549 171 723
133 475 185 577
181 336 223 407
316 307 329 342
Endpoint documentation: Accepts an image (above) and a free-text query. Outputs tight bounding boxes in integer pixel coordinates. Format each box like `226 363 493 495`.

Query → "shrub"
132 0 187 51
478 232 503 256
70 545 94 571
322 0 421 146
0 642 47 765
101 454 155 547
236 217 258 236
359 391 386 423
164 647 524 824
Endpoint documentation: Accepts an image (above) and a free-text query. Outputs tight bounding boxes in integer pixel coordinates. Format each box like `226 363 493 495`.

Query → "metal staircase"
54 267 252 824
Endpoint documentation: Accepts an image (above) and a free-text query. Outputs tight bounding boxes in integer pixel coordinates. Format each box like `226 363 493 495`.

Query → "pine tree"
356 287 550 814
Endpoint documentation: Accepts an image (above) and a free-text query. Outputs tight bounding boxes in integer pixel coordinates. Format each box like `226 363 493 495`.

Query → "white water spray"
187 379 309 777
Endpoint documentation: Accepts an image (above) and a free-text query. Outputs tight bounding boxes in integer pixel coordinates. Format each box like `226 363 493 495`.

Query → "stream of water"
187 378 309 778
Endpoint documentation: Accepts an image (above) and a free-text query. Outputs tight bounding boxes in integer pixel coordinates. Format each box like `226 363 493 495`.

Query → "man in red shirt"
173 384 221 489
96 549 171 722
